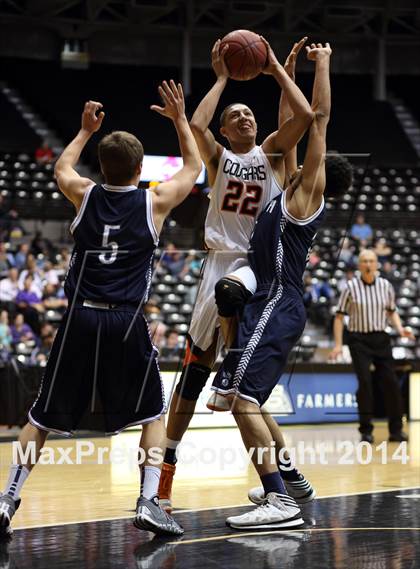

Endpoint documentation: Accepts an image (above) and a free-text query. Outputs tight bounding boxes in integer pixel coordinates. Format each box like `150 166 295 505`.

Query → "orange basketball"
220 29 268 81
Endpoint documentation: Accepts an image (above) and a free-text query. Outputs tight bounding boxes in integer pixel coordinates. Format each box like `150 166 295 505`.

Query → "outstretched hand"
306 42 332 61
260 36 281 75
151 80 186 121
81 101 105 133
212 39 230 79
284 37 308 79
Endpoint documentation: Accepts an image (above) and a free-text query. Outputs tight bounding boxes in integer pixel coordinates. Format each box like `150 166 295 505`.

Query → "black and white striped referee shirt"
336 276 396 333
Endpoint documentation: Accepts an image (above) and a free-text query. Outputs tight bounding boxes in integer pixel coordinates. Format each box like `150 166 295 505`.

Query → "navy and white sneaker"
0 494 20 540
226 493 304 530
134 495 184 536
248 474 316 506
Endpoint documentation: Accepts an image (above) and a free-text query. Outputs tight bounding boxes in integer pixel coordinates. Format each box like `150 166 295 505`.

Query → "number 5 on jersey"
99 224 120 265
221 180 262 217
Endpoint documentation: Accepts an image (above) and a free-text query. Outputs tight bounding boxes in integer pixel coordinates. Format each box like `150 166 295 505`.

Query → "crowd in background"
0 203 398 364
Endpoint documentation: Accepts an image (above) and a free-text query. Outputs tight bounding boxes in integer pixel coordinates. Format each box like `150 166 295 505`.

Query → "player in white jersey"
158 37 314 511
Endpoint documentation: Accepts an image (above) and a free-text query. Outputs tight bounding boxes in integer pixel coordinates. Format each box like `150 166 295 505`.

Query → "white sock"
141 466 161 500
3 465 30 500
167 439 180 450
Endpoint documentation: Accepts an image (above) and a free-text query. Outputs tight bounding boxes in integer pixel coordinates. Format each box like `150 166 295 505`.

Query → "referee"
329 249 415 443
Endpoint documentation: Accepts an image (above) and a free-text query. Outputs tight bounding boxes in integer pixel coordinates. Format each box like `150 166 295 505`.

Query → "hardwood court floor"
0 421 419 531
1 488 419 569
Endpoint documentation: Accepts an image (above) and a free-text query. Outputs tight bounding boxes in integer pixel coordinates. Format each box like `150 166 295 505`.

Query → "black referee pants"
347 332 403 435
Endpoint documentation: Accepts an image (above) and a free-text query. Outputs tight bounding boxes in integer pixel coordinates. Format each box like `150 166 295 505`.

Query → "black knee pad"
214 277 251 318
175 363 211 401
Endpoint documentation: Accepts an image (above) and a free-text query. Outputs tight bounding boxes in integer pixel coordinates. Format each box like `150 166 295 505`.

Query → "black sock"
164 447 177 465
260 471 286 496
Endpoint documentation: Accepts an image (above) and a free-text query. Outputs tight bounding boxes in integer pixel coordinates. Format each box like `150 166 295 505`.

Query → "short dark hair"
98 131 144 185
219 103 246 127
324 153 353 199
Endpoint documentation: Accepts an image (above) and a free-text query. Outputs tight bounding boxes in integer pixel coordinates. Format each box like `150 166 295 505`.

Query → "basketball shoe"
158 463 176 513
0 494 20 539
248 473 316 505
134 495 184 536
226 493 304 530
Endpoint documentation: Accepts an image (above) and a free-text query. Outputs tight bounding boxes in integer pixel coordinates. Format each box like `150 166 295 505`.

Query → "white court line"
13 485 420 532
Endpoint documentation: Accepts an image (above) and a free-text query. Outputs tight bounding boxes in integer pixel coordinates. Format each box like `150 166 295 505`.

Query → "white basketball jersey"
205 146 282 251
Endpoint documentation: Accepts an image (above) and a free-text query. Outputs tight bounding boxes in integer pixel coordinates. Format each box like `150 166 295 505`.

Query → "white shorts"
188 250 256 353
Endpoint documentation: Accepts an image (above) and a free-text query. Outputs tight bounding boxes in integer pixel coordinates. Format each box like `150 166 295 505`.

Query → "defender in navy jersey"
0 81 202 538
211 43 354 531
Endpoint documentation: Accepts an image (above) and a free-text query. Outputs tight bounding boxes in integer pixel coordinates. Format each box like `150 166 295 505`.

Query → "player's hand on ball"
284 37 308 79
81 101 105 133
306 43 332 61
212 39 229 79
260 36 281 75
151 80 186 121
328 345 343 362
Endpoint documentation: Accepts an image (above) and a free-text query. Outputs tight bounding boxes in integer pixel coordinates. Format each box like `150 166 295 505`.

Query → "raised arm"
286 43 332 219
261 37 313 163
277 38 307 184
150 80 202 232
54 101 104 210
189 39 228 184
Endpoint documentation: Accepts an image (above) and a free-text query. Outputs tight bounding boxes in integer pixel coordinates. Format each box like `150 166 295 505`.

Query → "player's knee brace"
214 277 251 318
175 363 211 401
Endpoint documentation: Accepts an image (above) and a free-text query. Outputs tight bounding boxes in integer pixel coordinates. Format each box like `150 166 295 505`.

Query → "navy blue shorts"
29 303 165 436
212 288 306 407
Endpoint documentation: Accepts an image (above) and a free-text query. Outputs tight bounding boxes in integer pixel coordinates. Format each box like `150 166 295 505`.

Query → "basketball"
220 29 268 81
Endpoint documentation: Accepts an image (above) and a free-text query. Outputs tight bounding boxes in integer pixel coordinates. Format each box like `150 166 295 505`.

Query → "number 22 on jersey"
221 180 262 217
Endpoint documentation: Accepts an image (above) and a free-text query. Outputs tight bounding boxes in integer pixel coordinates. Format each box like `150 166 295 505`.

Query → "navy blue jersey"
249 190 325 295
65 184 158 304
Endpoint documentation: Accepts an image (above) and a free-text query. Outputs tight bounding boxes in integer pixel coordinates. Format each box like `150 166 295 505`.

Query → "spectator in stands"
161 329 182 360
381 260 401 292
338 237 356 267
14 242 30 270
18 254 43 297
144 296 161 319
31 324 56 365
0 310 12 352
7 209 25 240
57 247 71 271
307 245 321 269
185 254 203 277
338 267 356 293
16 274 44 333
43 261 60 286
43 283 67 312
148 320 167 350
374 237 392 264
0 267 19 310
16 274 43 307
0 242 13 275
35 140 54 164
30 231 54 260
10 313 35 345
350 213 373 243
303 274 334 329
161 243 186 276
